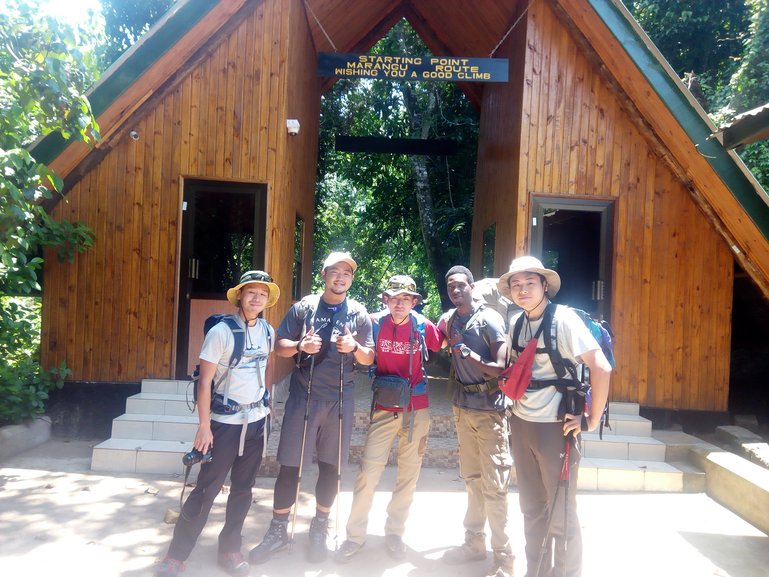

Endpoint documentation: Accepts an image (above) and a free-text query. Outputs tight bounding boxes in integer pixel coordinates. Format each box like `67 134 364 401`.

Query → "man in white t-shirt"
499 257 611 577
156 270 280 577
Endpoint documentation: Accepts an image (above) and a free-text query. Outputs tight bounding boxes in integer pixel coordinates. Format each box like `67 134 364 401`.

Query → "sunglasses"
387 280 416 292
242 271 273 283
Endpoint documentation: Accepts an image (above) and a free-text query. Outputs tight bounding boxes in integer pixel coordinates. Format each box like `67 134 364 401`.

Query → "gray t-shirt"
278 295 373 402
440 305 507 412
509 305 600 423
199 316 274 424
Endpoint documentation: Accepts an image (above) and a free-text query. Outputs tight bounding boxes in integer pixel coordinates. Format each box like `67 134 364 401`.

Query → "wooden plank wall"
42 0 320 383
472 0 732 410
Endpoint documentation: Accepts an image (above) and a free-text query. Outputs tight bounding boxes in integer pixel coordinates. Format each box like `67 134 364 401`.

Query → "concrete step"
582 432 667 461
125 392 196 417
576 458 704 492
91 438 192 475
607 401 641 416
111 413 198 441
141 379 193 396
601 412 652 437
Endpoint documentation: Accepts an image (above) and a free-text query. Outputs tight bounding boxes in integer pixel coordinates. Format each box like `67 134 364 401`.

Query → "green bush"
0 297 69 426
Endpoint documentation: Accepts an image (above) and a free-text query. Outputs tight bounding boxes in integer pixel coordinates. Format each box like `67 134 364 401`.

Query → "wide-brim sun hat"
381 274 423 303
322 251 357 273
227 270 280 308
497 256 561 299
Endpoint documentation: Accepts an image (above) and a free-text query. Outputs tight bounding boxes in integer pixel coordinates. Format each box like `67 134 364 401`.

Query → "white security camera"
129 130 140 141
286 119 300 136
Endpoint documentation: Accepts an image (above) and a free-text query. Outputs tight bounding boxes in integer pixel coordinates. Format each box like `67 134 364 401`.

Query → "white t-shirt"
199 316 274 424
509 305 599 423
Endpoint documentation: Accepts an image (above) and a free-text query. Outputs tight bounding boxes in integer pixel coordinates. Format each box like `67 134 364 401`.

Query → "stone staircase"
91 376 707 492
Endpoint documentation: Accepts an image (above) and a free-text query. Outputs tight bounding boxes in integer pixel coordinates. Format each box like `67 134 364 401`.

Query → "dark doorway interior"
175 179 267 378
530 196 614 321
730 264 769 429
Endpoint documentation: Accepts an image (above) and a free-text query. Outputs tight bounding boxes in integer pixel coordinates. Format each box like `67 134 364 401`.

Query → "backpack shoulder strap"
371 310 389 346
511 313 525 353
221 315 245 367
543 304 579 382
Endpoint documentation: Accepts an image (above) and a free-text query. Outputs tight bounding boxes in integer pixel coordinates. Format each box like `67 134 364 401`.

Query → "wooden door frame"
528 194 615 320
172 176 267 379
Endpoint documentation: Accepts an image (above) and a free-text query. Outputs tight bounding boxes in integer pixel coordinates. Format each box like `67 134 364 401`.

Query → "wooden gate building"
36 0 769 416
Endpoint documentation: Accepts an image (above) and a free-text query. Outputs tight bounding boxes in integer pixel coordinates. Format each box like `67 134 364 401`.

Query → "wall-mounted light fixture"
286 119 300 136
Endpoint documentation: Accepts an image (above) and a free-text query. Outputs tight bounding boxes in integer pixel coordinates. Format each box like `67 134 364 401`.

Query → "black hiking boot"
249 519 288 564
307 516 329 562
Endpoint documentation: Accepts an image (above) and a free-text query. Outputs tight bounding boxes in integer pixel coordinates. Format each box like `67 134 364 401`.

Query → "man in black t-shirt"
249 252 374 564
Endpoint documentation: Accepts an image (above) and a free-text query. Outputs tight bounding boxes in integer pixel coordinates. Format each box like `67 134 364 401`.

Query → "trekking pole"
335 349 345 551
289 354 315 552
532 433 572 577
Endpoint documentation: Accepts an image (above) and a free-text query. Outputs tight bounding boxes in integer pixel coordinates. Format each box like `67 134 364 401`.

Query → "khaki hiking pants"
345 408 431 543
453 406 513 556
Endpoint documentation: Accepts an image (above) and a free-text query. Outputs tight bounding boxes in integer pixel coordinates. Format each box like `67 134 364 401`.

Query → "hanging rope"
489 0 538 57
304 0 338 52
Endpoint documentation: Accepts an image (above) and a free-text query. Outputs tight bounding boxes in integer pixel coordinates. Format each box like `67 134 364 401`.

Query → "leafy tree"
99 0 175 68
0 0 100 424
628 0 751 112
721 0 769 190
315 20 479 317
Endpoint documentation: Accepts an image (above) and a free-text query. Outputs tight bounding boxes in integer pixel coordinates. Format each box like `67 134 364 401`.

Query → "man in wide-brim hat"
502 255 611 577
157 270 279 577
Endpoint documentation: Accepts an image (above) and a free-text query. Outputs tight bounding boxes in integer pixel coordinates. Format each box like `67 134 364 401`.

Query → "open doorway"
529 196 615 321
175 179 267 379
730 264 769 430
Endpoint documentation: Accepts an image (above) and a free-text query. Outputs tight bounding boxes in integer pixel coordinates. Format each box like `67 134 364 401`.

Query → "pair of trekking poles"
288 347 347 552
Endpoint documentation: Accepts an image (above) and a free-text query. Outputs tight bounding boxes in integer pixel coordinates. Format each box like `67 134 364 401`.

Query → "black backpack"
511 303 615 437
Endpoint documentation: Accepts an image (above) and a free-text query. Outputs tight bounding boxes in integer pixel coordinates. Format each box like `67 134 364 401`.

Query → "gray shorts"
276 389 355 467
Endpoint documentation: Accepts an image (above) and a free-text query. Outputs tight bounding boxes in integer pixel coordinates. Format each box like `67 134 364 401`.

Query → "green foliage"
0 1 98 424
727 0 769 113
99 0 176 68
0 297 69 426
628 0 751 112
315 20 479 319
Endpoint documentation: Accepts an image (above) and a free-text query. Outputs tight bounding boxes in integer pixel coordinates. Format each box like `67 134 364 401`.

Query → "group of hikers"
155 250 612 577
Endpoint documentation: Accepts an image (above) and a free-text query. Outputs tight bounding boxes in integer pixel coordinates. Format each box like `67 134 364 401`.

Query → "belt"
212 394 267 415
462 380 498 393
527 379 573 391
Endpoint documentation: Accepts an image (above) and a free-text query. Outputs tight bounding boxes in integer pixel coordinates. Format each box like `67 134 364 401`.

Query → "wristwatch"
459 344 471 359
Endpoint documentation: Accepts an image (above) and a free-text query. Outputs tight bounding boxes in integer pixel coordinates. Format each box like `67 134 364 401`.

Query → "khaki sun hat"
381 274 423 303
322 251 357 273
497 256 561 299
226 270 280 308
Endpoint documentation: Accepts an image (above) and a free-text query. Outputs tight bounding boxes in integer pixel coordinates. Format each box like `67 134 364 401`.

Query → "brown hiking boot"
485 552 514 577
442 531 487 564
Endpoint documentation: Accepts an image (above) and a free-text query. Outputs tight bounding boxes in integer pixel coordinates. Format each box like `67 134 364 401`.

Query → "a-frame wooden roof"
33 0 769 297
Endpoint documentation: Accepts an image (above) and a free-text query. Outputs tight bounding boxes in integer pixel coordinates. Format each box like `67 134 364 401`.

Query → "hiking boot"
485 552 514 577
155 557 185 577
249 519 289 564
442 531 487 564
335 539 364 563
385 534 407 560
307 516 329 562
217 552 249 577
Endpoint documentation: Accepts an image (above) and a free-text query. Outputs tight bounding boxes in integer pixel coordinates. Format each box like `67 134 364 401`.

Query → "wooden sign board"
318 53 508 83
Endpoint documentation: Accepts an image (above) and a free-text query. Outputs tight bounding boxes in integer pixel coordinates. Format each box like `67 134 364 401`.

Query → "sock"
273 511 289 523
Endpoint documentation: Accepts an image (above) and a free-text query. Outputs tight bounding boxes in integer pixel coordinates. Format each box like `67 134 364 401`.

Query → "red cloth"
500 337 538 400
374 314 443 411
